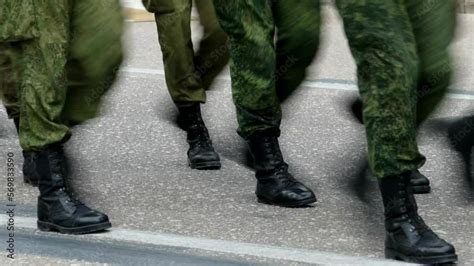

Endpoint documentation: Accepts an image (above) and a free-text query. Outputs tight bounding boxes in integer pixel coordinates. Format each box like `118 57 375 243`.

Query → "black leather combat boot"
178 104 221 170
448 116 474 161
410 170 430 194
449 116 474 189
35 144 111 234
14 117 39 186
379 172 457 264
350 97 364 124
349 99 431 193
248 132 316 207
22 151 38 186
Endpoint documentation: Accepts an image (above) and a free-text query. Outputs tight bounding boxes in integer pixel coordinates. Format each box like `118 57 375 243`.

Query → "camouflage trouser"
0 0 124 151
0 43 19 119
213 0 321 138
142 0 229 107
336 0 456 177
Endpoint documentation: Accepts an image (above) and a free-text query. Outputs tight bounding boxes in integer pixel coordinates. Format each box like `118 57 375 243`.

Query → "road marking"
120 0 145 10
1 214 408 265
121 67 474 101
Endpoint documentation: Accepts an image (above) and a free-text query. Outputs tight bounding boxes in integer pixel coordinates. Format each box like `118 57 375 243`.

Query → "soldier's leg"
17 3 71 152
62 0 124 124
407 0 457 124
336 0 423 178
143 0 220 169
273 0 321 102
15 0 115 235
0 43 39 186
213 0 316 207
194 0 229 91
143 0 205 106
336 0 456 263
346 0 456 193
213 0 281 138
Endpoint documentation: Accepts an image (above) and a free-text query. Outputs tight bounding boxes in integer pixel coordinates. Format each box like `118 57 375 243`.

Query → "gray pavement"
1 5 473 265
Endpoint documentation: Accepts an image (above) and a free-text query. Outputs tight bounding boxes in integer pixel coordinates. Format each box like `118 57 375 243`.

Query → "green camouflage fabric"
142 0 228 107
0 43 20 119
335 0 456 177
0 0 39 42
213 0 321 137
0 0 124 151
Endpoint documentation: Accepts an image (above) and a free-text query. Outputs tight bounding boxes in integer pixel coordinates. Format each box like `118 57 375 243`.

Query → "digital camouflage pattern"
142 0 228 107
213 0 321 138
215 0 455 178
336 0 456 177
0 0 39 42
0 0 124 151
0 43 20 119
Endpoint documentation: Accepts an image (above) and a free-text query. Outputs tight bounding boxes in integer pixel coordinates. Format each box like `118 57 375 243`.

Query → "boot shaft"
378 173 420 230
178 104 211 143
247 133 286 172
34 144 68 197
178 104 204 129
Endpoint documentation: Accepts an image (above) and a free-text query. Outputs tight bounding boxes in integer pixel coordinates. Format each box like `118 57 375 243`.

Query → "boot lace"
188 120 214 151
262 137 284 163
58 187 85 208
48 147 84 208
261 137 294 185
399 178 430 235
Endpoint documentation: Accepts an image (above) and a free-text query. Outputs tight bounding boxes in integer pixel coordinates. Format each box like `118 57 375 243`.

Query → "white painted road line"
120 0 146 10
121 67 474 101
1 214 409 265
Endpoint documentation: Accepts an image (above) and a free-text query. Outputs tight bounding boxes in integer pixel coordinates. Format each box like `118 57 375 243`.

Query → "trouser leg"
273 0 321 102
213 0 280 138
194 0 229 91
213 0 321 138
147 0 206 107
406 0 457 124
336 0 424 178
17 0 72 151
62 0 124 124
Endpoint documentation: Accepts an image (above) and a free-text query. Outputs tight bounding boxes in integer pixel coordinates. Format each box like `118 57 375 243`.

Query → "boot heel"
37 220 53 232
385 248 401 260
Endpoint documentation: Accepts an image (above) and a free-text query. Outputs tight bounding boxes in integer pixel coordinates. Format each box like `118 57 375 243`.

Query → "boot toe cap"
76 211 110 226
190 151 220 163
283 190 316 202
189 151 221 169
257 185 316 206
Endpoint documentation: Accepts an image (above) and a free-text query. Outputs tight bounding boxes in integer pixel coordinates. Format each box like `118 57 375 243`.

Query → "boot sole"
257 196 317 208
412 185 431 194
37 220 112 234
385 248 458 264
189 160 221 170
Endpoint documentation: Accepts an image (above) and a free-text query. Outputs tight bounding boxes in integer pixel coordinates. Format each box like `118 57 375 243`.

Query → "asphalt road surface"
0 6 473 266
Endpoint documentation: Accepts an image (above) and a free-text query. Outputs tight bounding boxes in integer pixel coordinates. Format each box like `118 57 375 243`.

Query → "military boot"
13 118 39 186
178 104 221 170
410 170 431 194
379 172 457 264
349 99 431 193
448 116 474 158
248 132 316 207
35 144 111 234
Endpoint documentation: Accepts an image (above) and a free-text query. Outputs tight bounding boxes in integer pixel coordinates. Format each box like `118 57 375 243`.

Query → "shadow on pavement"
423 117 474 202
